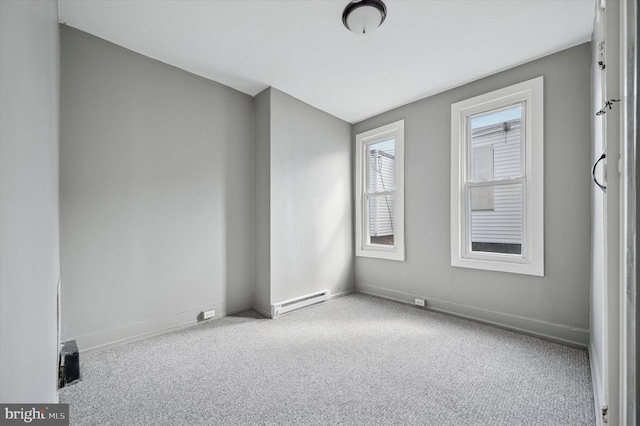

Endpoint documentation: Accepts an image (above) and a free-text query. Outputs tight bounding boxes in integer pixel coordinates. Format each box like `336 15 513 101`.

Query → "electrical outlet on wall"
414 298 425 307
203 309 216 320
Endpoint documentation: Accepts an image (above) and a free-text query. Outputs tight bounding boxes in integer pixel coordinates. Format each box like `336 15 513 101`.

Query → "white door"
604 0 622 424
620 0 637 423
591 1 622 424
591 9 609 420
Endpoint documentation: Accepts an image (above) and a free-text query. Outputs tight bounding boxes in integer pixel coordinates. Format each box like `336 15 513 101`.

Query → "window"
451 77 544 276
355 120 405 261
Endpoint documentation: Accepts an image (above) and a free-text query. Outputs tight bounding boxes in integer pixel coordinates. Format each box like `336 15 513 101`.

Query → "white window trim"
451 77 544 276
355 119 405 261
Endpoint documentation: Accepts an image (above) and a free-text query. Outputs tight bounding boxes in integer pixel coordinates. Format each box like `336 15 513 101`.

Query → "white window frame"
355 119 405 261
451 77 544 276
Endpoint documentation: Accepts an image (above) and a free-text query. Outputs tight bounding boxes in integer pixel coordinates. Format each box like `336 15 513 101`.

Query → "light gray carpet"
60 293 595 425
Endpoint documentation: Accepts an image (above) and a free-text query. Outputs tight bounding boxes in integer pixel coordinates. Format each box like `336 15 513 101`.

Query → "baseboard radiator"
271 289 331 318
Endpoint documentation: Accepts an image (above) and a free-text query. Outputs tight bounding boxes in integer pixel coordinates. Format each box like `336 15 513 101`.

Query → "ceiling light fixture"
342 0 387 35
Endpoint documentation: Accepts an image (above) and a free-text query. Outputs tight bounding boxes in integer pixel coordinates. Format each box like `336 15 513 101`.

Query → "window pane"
368 193 395 246
469 183 523 255
470 105 523 181
368 139 395 192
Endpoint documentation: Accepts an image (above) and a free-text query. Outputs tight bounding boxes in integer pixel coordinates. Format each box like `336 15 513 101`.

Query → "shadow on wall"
59 26 255 352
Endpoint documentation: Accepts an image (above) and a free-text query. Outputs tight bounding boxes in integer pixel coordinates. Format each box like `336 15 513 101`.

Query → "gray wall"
253 88 271 315
60 27 254 351
354 43 592 346
0 0 61 402
269 88 354 303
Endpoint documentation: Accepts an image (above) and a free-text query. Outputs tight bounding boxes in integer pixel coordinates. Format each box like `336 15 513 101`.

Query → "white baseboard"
73 287 357 353
70 295 253 355
329 289 355 300
357 283 589 349
252 305 271 319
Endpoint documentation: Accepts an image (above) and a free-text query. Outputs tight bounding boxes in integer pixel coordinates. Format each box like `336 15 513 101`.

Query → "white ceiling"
58 0 595 124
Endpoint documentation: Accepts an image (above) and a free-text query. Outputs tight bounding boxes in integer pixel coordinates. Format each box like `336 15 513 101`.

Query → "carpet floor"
60 293 595 425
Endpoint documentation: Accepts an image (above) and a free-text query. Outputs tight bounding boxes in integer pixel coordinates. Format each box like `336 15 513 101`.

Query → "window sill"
356 247 405 261
452 255 543 276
